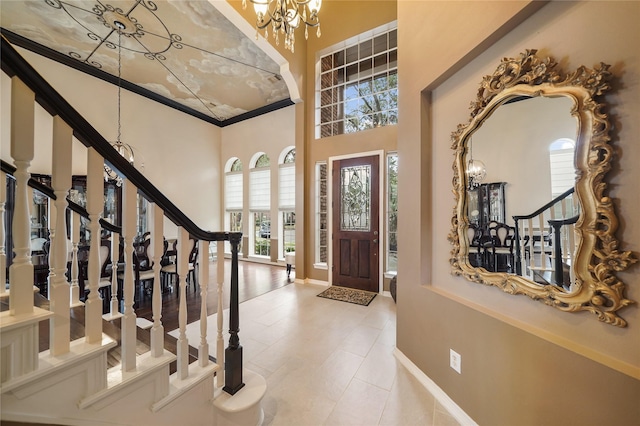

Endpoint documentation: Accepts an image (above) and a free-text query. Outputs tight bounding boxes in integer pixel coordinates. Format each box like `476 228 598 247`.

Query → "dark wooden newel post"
224 232 245 395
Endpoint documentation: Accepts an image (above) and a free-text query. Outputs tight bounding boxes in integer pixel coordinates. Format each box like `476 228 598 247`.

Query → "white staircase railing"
513 187 580 289
0 35 243 425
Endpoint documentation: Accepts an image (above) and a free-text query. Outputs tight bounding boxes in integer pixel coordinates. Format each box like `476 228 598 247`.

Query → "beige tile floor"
174 283 460 426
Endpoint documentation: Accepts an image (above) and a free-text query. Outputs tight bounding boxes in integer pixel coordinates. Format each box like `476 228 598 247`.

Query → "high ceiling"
0 0 293 126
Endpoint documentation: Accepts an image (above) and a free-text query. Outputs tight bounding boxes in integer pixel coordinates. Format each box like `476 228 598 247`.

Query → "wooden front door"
332 155 380 292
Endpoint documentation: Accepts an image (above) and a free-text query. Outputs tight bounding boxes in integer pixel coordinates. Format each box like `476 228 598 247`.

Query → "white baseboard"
303 278 329 286
394 348 477 426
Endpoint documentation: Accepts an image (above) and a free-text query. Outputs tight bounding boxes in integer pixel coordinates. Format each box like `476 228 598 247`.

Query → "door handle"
373 239 378 244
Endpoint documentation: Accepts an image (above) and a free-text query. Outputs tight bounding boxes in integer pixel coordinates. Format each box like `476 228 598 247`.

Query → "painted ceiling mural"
0 0 291 124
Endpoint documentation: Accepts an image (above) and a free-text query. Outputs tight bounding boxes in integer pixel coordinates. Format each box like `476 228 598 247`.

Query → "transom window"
316 23 398 138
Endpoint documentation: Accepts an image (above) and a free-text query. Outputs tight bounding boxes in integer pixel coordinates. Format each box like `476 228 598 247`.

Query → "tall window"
386 153 398 272
225 158 243 253
316 23 398 138
549 138 576 197
279 148 296 258
250 153 270 257
315 162 328 265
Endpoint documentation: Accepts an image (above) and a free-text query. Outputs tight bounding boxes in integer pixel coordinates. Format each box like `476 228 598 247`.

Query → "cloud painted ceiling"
0 0 291 125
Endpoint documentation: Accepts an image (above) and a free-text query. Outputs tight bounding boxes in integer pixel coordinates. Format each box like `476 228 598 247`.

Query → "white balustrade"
9 77 35 316
85 148 105 343
69 211 83 307
104 231 121 319
216 241 225 388
49 115 73 356
176 226 189 379
0 172 6 296
198 240 210 367
149 203 164 357
121 179 137 371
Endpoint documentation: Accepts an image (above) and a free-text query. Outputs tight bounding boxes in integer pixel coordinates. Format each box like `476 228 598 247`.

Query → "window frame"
315 22 398 139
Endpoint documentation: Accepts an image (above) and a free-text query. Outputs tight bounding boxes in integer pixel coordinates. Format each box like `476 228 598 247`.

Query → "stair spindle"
49 116 73 356
0 172 6 295
69 211 83 307
121 179 138 371
176 226 189 379
149 203 164 357
199 240 210 367
8 77 35 316
216 241 225 388
85 148 105 343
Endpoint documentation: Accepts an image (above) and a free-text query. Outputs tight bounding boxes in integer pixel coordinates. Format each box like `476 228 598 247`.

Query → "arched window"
250 153 271 257
225 158 243 253
279 148 295 258
549 138 575 198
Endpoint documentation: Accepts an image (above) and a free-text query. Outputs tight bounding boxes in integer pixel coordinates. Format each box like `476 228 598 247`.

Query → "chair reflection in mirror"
484 222 515 273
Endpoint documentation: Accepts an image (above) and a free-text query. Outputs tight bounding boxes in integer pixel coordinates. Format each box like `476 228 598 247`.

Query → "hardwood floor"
133 259 291 332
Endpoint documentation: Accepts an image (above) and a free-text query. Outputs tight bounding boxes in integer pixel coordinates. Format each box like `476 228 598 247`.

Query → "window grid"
282 211 295 257
317 27 398 138
254 212 271 257
316 163 328 264
387 153 398 272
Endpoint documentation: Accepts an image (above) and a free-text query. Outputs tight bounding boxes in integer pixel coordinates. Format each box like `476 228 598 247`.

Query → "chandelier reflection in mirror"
243 0 322 52
466 139 486 190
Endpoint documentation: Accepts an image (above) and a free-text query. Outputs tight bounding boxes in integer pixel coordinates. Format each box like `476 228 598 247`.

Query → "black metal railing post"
513 217 522 275
224 232 245 395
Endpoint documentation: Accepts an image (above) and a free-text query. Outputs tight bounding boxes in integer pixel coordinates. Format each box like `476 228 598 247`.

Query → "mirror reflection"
450 50 636 326
464 96 579 290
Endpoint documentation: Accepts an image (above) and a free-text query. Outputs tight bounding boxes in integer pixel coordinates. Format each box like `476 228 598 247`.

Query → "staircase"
0 37 258 425
513 187 580 290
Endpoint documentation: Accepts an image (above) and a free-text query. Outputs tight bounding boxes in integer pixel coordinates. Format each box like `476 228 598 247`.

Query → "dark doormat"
317 286 377 306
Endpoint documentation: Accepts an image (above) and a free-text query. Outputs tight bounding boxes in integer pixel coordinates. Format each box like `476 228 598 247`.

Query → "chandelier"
466 139 486 190
242 0 322 52
104 17 136 187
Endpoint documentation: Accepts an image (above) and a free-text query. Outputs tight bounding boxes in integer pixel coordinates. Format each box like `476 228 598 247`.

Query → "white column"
176 226 189 379
85 147 104 343
198 240 209 367
9 77 35 316
49 116 72 356
0 172 6 295
216 241 225 388
69 211 83 307
121 179 137 372
149 203 164 357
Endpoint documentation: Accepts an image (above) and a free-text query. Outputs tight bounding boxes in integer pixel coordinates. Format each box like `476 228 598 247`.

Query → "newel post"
224 232 244 395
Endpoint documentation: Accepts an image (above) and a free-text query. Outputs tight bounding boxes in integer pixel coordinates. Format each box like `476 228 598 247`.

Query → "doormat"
317 286 377 306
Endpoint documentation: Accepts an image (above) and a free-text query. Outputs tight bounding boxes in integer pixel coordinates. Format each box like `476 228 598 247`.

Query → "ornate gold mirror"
449 49 637 327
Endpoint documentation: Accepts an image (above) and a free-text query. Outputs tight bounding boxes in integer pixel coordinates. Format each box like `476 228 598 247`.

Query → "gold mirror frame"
449 49 637 327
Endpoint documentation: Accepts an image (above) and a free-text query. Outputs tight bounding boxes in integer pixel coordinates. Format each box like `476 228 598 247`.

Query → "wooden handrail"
512 187 575 221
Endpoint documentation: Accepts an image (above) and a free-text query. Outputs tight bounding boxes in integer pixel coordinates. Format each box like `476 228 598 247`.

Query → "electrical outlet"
450 349 461 374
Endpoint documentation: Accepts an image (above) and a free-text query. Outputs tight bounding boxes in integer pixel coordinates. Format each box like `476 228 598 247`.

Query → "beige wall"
398 1 639 425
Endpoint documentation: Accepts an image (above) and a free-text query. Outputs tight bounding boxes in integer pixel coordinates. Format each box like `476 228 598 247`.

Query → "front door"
332 155 379 292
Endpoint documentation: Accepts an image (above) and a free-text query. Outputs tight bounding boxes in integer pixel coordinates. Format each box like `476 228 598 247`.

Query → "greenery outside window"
254 212 271 256
250 153 270 257
387 153 398 272
316 23 398 138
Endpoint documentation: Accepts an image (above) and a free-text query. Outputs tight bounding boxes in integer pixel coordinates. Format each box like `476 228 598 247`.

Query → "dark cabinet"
467 182 506 229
